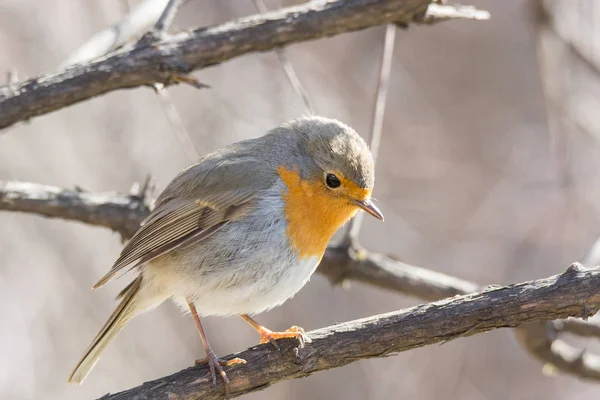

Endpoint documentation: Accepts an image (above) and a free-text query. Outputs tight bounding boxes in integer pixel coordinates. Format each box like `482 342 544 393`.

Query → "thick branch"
102 263 600 399
0 0 488 130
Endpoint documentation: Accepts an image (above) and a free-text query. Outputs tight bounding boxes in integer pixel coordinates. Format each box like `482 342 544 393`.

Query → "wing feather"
93 191 257 289
93 143 276 290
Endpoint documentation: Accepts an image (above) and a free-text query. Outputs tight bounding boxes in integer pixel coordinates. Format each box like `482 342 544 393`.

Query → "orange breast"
277 165 370 259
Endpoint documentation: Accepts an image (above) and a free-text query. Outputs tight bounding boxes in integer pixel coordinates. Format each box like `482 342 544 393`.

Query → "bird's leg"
188 302 245 390
240 314 310 350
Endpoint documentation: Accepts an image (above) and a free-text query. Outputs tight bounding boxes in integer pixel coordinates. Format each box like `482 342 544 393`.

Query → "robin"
68 116 384 387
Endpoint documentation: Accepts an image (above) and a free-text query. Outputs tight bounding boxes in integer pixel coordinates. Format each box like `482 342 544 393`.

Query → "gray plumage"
68 116 378 385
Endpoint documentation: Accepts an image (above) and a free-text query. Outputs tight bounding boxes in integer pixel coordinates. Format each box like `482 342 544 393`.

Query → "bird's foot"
194 352 246 388
258 325 311 350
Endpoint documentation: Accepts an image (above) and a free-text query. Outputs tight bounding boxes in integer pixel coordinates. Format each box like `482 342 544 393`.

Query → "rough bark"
0 181 148 239
0 0 488 130
100 263 600 399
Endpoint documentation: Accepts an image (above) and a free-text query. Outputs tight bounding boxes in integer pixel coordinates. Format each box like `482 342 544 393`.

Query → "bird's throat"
277 165 360 260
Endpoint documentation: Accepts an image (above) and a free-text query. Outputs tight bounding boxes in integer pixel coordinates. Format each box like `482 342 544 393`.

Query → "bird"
68 116 384 388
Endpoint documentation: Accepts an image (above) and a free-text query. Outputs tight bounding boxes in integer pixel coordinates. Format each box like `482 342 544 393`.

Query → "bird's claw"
259 325 311 349
194 353 246 389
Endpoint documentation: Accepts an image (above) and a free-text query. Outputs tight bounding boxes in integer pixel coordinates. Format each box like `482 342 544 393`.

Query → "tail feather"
68 276 143 384
115 278 138 301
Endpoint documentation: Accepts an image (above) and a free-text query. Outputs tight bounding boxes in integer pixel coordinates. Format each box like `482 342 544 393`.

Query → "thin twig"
6 68 18 86
154 0 184 32
274 50 315 115
346 23 395 243
153 84 201 161
150 0 203 163
252 0 315 115
555 318 600 339
367 24 395 167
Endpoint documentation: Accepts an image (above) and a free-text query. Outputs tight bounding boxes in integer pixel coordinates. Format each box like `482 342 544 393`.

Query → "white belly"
190 255 321 316
145 252 321 317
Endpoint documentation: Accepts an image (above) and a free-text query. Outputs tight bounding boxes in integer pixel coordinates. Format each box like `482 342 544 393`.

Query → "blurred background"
2 0 600 399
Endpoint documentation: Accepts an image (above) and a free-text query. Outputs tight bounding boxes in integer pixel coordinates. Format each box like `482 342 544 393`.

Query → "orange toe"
225 357 247 366
259 326 310 346
194 356 247 367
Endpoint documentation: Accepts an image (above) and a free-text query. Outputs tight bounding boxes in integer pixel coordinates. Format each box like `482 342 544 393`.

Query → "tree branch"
0 181 149 239
100 263 600 399
59 0 171 68
554 318 600 339
154 0 184 33
516 321 600 381
319 244 479 300
0 0 489 131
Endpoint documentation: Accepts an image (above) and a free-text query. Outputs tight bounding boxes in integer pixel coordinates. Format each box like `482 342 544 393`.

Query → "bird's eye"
325 173 341 188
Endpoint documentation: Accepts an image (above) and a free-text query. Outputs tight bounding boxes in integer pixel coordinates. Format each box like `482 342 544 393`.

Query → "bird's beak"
352 198 384 221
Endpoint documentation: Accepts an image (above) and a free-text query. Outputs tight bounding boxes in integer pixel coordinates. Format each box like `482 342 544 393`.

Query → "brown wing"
93 191 256 289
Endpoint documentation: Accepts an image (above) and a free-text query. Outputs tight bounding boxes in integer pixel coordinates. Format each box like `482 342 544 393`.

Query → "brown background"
1 0 600 399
